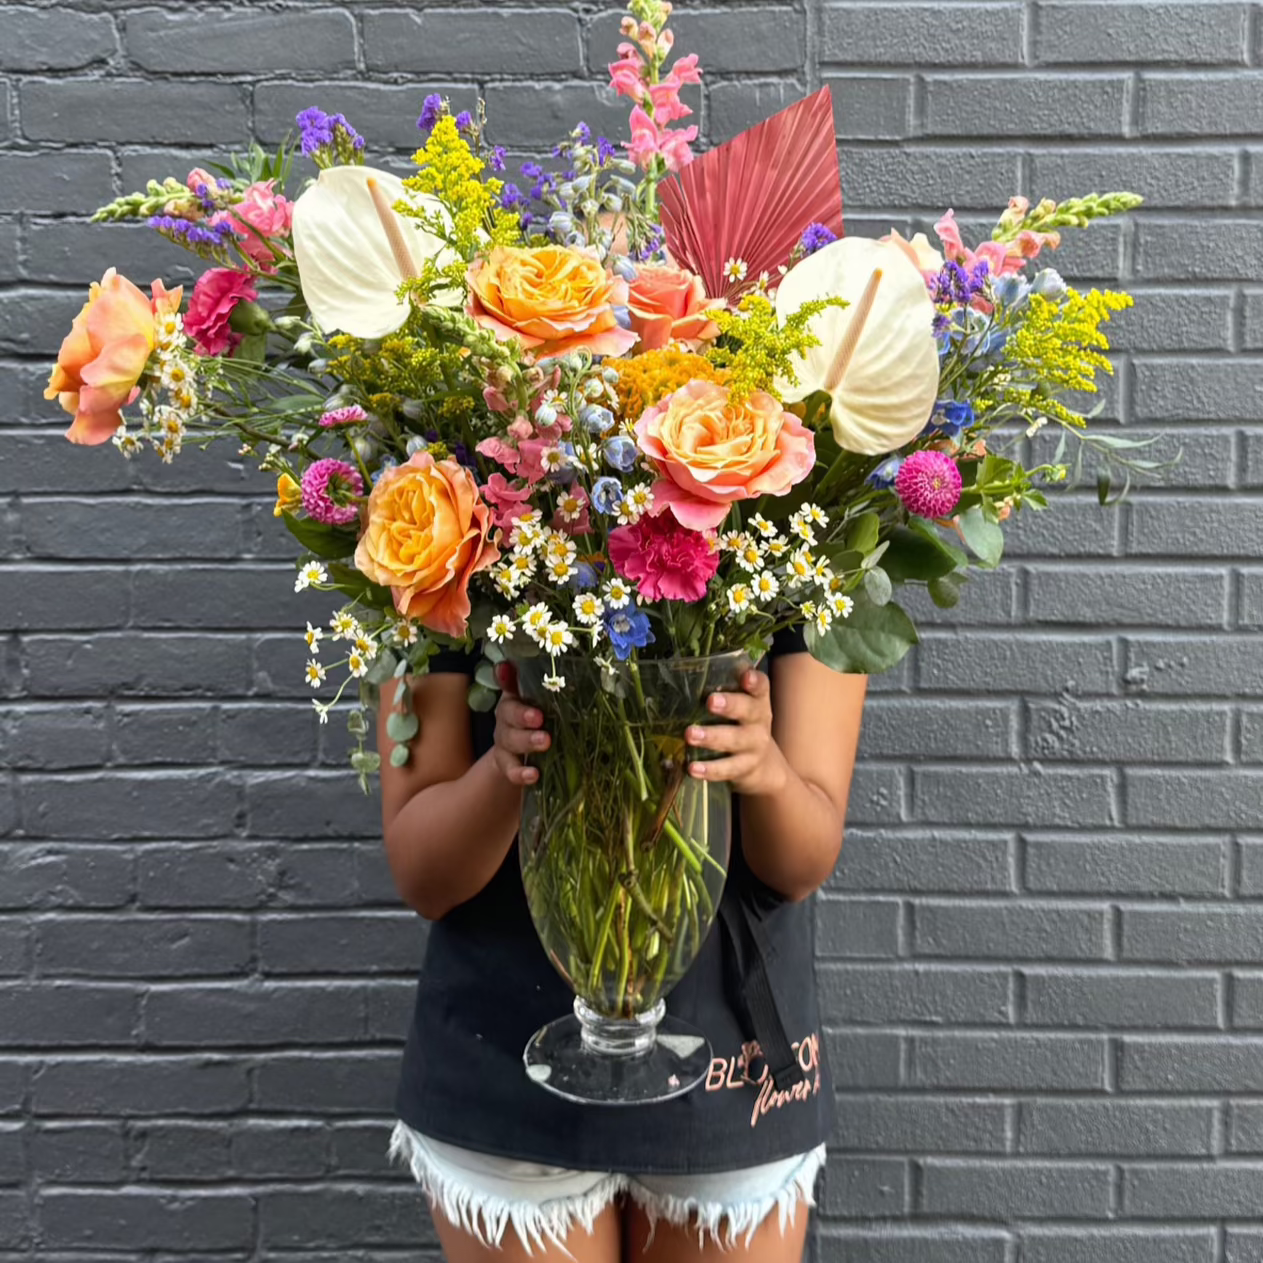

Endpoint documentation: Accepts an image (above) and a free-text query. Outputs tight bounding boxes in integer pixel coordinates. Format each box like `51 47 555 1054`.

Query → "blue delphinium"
602 436 637 472
580 404 615 434
605 607 655 660
591 477 624 515
923 400 975 441
866 456 903 490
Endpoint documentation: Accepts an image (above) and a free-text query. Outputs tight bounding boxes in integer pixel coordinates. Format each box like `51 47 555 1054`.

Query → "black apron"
393 628 834 1174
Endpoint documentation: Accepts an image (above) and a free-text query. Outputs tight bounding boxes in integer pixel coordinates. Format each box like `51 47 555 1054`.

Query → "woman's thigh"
622 1201 809 1262
430 1202 623 1263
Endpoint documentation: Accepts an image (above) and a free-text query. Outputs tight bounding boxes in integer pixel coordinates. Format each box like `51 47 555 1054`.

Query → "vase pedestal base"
523 997 712 1105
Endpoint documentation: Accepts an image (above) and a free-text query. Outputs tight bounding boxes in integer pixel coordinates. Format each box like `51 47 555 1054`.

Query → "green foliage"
805 596 919 675
281 513 358 560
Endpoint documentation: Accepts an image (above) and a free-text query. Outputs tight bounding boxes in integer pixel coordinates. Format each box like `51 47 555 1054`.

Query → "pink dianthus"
894 449 963 520
319 405 368 428
183 267 257 357
608 513 719 603
300 458 363 526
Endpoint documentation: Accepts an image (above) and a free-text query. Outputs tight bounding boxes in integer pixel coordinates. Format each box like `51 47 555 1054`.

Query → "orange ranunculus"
466 245 638 360
625 263 720 351
635 379 816 531
354 451 500 638
47 268 183 445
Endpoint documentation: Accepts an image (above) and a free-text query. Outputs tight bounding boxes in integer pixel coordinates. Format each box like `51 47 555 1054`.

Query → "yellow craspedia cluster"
1007 287 1133 426
613 349 723 423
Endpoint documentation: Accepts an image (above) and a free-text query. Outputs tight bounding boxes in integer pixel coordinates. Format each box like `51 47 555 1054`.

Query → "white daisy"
540 446 570 475
735 538 765 573
788 512 816 545
727 583 752 613
557 492 586 523
786 549 813 589
545 556 576 584
492 565 520 597
754 572 780 600
511 521 545 552
751 513 777 538
295 560 327 592
719 529 746 551
488 614 516 643
395 620 419 646
542 622 575 655
617 483 653 524
112 429 143 459
304 622 324 653
523 602 553 645
304 660 326 687
828 593 855 619
169 382 197 415
312 699 330 724
603 578 632 609
814 606 833 634
510 552 535 579
803 503 829 527
573 593 604 625
347 650 369 678
543 673 566 692
723 257 748 283
154 309 183 349
764 535 791 559
329 611 359 639
354 633 378 661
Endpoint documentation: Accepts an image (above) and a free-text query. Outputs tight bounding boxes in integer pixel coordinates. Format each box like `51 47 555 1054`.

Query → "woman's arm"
377 666 548 920
686 655 868 902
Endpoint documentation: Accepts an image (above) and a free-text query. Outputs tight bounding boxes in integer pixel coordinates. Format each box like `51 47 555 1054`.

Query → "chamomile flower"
603 577 632 609
788 511 817 545
617 483 653 524
304 622 324 653
354 633 378 661
557 491 586 522
827 592 854 618
540 445 570 475
754 572 780 600
312 699 330 724
347 650 369 678
491 565 519 597
542 622 575 655
157 436 181 464
727 583 752 613
154 309 183 349
573 592 604 625
509 552 536 580
545 555 576 584
159 357 193 393
329 611 359 639
803 503 829 528
295 560 328 592
394 620 419 647
801 600 817 620
543 673 566 692
511 519 545 552
543 531 578 562
764 535 791 559
169 382 197 414
735 536 765 573
723 257 748 284
813 557 834 584
786 549 814 589
488 614 516 643
751 513 777 539
813 605 833 634
304 660 327 688
719 529 746 552
523 602 553 645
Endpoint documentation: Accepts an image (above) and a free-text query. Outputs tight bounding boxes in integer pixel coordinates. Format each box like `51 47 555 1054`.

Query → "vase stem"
575 996 665 1058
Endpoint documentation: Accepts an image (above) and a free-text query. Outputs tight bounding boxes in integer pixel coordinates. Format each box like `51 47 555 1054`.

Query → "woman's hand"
685 667 789 797
490 662 550 786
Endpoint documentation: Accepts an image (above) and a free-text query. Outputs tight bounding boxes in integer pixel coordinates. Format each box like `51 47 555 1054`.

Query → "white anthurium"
775 236 941 456
291 164 459 340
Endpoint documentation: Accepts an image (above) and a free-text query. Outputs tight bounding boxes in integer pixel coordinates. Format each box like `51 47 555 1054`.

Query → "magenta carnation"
184 267 257 357
318 405 368 428
894 448 963 519
608 513 720 603
300 458 363 526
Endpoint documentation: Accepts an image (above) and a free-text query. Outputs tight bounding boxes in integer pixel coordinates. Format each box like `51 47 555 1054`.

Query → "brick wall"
0 1 1260 1259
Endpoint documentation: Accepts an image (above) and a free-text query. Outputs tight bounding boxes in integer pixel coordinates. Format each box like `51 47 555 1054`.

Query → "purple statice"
490 146 507 172
454 110 474 131
595 136 618 166
417 93 444 132
498 182 529 212
799 222 838 255
573 121 592 144
633 226 664 262
191 181 217 215
297 106 334 155
931 259 990 309
148 214 239 250
296 107 365 165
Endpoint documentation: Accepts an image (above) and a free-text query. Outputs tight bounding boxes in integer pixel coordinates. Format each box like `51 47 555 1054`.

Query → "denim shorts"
388 1120 827 1254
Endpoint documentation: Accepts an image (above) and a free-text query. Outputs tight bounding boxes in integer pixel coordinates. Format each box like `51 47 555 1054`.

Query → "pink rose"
626 263 720 351
636 379 815 531
184 268 258 357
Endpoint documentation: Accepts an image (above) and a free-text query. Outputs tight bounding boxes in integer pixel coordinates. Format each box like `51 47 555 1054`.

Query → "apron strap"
718 892 806 1093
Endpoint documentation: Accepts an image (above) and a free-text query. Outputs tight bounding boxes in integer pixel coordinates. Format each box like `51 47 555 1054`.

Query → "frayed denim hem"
388 1120 826 1256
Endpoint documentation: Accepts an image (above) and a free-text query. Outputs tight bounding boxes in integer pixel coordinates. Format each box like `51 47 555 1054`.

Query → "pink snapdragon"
934 209 1059 280
481 473 533 530
609 35 702 173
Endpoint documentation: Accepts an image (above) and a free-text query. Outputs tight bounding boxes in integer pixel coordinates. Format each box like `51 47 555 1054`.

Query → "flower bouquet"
50 0 1150 1103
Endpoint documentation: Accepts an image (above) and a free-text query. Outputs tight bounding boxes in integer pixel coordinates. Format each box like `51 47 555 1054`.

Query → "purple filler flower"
799 222 838 255
301 458 363 526
417 93 443 132
894 449 963 520
454 110 473 131
148 215 239 249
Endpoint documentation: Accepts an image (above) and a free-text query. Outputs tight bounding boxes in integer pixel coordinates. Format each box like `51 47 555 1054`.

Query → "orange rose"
354 452 500 638
626 263 720 351
47 268 183 445
635 379 816 531
467 245 637 360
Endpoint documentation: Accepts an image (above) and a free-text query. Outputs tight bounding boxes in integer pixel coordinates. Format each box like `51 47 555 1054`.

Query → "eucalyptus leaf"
863 566 893 606
474 660 500 691
882 525 959 583
468 682 499 712
957 505 1004 568
805 596 919 674
345 709 367 737
928 572 966 608
385 710 419 743
389 743 411 768
326 562 395 607
844 511 881 555
393 678 409 705
281 513 359 561
860 539 889 571
482 639 506 664
351 749 381 773
363 649 399 686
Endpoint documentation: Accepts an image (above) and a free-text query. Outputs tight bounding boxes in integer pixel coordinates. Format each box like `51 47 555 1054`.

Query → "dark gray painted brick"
1130 499 1263 557
861 699 1016 760
1027 699 1230 762
2 704 111 770
1125 771 1263 829
20 772 239 839
1137 221 1263 283
20 497 241 560
815 897 901 959
113 704 218 765
708 79 804 143
481 82 628 148
1022 968 1221 1029
1123 907 1263 963
922 1159 1112 1219
829 829 1013 894
35 916 251 978
0 984 139 1047
0 1191 28 1249
127 8 356 74
0 151 115 214
1123 1163 1263 1218
1125 636 1263 696
838 146 1020 209
32 1056 248 1116
913 901 1108 961
1141 72 1263 136
820 1156 908 1218
1119 1038 1263 1091
912 766 1116 828
1227 1229 1263 1263
0 846 133 911
0 567 129 631
38 1189 253 1250
818 1231 1010 1263
1227 1102 1263 1152
0 8 116 71
915 632 1117 695
834 1095 1009 1154
31 1123 128 1183
1106 288 1234 352
651 7 805 74
1036 4 1249 65
258 1187 432 1248
822 74 912 141
1024 835 1226 897
1229 973 1263 1028
1027 565 1229 628
257 913 422 975
923 74 1128 137
822 4 1022 66
910 1033 1107 1090
1020 1100 1216 1157
143 983 368 1047
1029 149 1237 210
819 963 1011 1026
1022 1230 1217 1263
254 1050 410 1114
826 1031 903 1089
366 9 581 75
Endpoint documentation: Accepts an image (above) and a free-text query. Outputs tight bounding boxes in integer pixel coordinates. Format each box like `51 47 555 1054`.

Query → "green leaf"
468 682 499 712
236 332 268 364
805 596 919 675
388 743 410 768
392 679 408 704
845 511 881 555
363 648 399 686
281 513 359 561
385 710 419 743
863 566 892 606
881 525 959 583
817 544 862 573
957 505 1004 568
928 571 966 608
345 709 367 737
1097 471 1111 505
757 479 814 522
482 639 506 664
474 659 500 691
326 562 394 608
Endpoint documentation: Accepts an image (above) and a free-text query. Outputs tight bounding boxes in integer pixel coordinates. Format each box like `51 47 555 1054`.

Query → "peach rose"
635 379 816 531
47 268 183 446
626 263 720 351
467 245 637 360
354 451 500 638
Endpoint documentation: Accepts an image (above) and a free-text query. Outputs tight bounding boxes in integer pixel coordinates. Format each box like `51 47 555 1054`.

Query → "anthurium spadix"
291 165 456 340
775 236 940 456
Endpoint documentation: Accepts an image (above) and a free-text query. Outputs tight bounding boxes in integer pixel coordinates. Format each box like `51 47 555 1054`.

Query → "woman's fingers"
685 722 759 753
688 752 758 782
493 746 539 785
497 695 544 732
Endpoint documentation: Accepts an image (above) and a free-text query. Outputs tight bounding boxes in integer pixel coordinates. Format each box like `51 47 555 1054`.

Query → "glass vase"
512 650 748 1105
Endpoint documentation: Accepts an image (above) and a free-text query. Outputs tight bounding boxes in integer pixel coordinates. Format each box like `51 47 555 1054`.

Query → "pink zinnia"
183 267 257 356
300 458 363 526
608 513 719 603
319 405 368 428
894 449 963 520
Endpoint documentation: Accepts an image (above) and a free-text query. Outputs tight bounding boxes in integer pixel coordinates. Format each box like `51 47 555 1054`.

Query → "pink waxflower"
318 405 368 428
213 180 294 270
894 449 963 520
183 267 258 357
608 513 720 603
481 472 533 530
301 458 363 526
